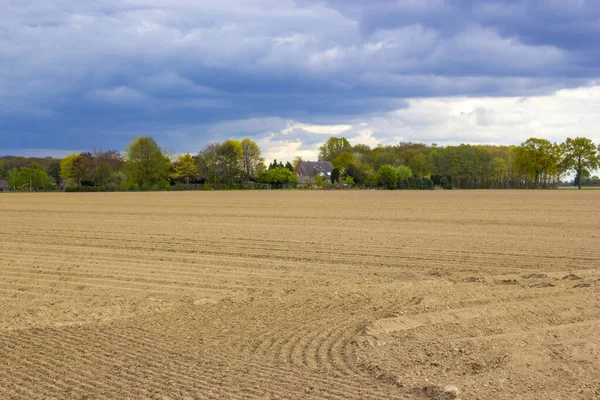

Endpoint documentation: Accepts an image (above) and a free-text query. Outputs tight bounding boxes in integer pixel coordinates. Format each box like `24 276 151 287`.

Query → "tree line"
317 136 600 190
1 135 599 191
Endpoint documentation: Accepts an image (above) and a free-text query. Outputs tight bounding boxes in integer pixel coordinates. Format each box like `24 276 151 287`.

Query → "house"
0 179 9 192
295 161 334 186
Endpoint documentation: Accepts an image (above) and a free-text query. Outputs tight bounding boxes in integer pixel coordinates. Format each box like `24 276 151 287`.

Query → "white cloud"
246 85 600 162
281 122 352 135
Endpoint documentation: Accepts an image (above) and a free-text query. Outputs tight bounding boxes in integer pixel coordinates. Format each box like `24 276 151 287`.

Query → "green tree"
377 165 400 189
9 162 50 191
47 160 62 186
257 168 298 186
73 152 94 185
218 139 243 187
90 150 123 187
514 138 561 188
285 161 294 172
344 162 369 186
407 153 432 177
343 176 355 186
561 137 600 190
268 159 284 170
492 157 508 189
198 143 221 185
59 152 94 186
240 138 265 181
351 144 371 157
125 136 170 188
4 157 29 171
292 156 303 170
314 174 330 188
331 168 340 184
60 153 82 185
6 168 19 190
171 153 198 184
319 137 351 161
396 165 412 180
332 151 355 170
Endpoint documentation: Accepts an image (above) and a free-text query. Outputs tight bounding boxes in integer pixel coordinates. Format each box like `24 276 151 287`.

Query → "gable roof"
296 161 334 177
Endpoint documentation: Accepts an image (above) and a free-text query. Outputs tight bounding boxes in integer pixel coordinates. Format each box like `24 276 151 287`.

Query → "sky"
1 0 600 161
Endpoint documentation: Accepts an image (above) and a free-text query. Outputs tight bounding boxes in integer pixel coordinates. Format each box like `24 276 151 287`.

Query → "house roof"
0 179 9 188
296 161 334 178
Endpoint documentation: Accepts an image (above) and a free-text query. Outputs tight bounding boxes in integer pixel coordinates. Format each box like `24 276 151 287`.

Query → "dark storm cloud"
0 0 598 154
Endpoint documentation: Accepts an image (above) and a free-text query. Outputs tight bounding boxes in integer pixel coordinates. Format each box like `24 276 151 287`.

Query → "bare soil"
1 191 599 399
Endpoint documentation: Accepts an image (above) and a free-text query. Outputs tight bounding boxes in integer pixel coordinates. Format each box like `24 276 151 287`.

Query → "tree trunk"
577 157 582 190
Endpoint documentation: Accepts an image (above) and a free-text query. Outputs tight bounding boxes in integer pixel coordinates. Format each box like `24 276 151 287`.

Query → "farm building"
0 179 9 192
295 161 334 186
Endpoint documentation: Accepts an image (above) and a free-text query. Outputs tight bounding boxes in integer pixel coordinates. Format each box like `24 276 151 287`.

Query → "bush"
314 174 331 188
257 167 298 187
397 165 412 180
431 174 453 189
344 163 368 186
377 165 399 189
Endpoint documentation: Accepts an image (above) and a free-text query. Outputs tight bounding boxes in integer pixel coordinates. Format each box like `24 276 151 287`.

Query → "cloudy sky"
2 0 599 161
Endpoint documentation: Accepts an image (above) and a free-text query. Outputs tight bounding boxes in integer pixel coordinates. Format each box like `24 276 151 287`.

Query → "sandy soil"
0 191 599 400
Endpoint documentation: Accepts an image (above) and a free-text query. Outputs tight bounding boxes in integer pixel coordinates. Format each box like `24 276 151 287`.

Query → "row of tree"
1 135 599 191
317 136 600 189
57 137 296 190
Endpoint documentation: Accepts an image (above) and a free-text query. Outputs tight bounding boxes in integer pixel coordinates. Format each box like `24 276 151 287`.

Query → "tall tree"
492 157 508 189
319 137 351 161
6 168 19 190
407 153 432 177
90 150 123 187
6 162 50 191
218 139 243 187
73 152 94 185
18 162 50 191
561 137 600 189
268 159 283 170
330 168 340 184
240 138 265 181
198 143 221 185
171 153 198 184
60 153 82 185
351 144 371 157
514 138 560 188
47 160 62 186
292 156 303 170
332 151 355 171
343 162 368 186
125 136 170 188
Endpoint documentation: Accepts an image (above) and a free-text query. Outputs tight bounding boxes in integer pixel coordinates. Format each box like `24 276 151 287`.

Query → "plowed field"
1 191 599 399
